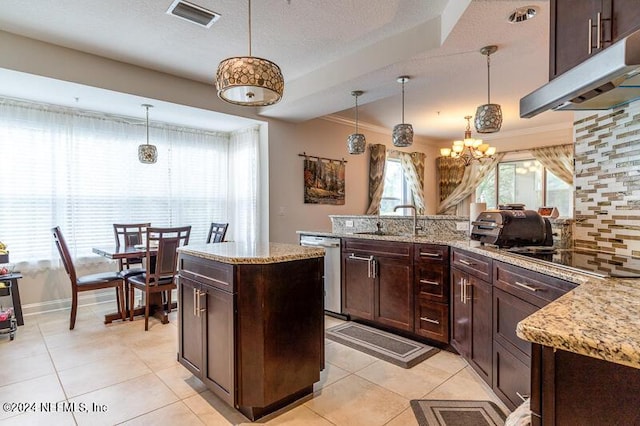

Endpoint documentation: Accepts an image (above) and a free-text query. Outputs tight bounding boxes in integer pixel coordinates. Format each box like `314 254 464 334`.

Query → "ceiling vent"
166 0 221 28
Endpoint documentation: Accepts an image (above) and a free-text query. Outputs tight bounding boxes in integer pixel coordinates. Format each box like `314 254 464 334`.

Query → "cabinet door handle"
420 252 440 258
349 253 373 262
193 288 198 317
596 12 601 50
459 259 473 266
419 279 439 286
514 281 539 292
420 317 440 325
349 253 375 278
460 277 466 303
370 259 377 279
516 391 529 402
198 290 206 314
588 17 593 54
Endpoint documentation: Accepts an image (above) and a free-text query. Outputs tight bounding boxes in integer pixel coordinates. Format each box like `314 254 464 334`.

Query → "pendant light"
474 45 502 133
215 0 284 106
392 76 413 147
138 104 157 164
347 90 366 155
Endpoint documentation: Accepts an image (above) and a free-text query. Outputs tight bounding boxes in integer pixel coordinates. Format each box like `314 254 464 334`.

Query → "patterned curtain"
437 153 504 214
530 144 574 185
436 157 466 203
365 144 387 215
398 152 426 214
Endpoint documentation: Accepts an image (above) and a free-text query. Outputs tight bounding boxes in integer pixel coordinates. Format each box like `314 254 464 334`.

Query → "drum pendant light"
347 90 366 155
215 0 284 106
392 76 413 147
474 45 502 133
138 104 157 164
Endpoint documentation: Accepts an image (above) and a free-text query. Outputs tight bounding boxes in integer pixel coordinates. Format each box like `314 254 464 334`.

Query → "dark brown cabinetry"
414 244 450 343
178 253 324 420
450 249 493 385
342 239 413 332
492 261 577 410
550 0 640 78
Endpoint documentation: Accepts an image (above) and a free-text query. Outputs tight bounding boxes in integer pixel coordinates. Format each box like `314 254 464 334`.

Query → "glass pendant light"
138 104 157 164
392 76 413 147
347 90 366 155
215 0 284 106
474 45 502 133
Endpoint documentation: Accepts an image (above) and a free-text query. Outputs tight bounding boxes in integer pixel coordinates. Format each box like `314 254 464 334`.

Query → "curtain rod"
298 152 347 163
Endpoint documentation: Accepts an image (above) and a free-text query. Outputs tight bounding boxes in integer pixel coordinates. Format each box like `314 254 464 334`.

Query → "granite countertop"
298 229 640 369
178 242 324 265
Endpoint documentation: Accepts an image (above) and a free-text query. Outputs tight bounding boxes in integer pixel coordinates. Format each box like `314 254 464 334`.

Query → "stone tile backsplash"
330 215 469 238
574 101 640 257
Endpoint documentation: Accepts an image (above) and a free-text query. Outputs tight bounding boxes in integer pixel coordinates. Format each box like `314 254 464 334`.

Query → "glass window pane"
498 160 543 210
476 169 496 208
546 171 573 217
380 159 410 215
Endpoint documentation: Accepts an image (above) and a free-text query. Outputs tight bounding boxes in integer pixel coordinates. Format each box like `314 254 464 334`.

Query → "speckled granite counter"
178 242 324 264
298 230 640 369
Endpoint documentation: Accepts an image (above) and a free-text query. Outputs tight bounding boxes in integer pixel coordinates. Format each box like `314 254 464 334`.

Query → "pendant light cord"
145 105 150 146
355 95 359 133
401 80 405 124
248 0 252 56
486 53 491 104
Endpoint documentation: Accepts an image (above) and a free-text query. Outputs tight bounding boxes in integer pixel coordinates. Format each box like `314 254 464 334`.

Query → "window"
476 159 573 216
379 158 412 215
0 99 260 263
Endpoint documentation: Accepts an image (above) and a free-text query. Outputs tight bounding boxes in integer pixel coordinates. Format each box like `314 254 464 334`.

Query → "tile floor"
0 305 509 425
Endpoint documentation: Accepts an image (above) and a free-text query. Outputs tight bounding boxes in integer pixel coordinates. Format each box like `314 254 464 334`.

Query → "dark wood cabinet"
450 249 493 385
550 0 640 79
414 244 450 343
342 239 413 332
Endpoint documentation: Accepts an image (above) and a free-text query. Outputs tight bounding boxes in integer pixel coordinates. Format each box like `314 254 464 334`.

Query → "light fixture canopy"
440 115 496 166
138 104 158 164
215 0 284 106
392 76 413 147
347 90 366 155
474 45 502 133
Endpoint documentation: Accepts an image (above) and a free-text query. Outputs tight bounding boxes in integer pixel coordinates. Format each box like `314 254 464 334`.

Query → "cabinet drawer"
493 287 538 359
415 298 449 343
415 264 448 302
414 244 449 263
342 238 412 260
451 249 492 281
494 261 577 307
179 254 235 293
493 340 531 410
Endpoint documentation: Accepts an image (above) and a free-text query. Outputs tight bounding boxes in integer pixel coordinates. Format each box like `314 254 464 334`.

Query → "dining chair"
52 226 126 330
127 226 191 330
206 222 228 243
114 223 150 314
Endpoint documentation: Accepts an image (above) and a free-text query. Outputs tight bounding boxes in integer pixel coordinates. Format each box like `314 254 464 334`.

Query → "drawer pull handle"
420 317 440 325
588 17 593 54
516 391 529 402
419 279 439 285
459 259 474 266
420 252 440 258
514 281 539 292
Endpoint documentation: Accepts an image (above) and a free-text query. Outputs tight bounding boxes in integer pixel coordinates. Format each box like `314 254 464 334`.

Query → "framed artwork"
303 156 345 205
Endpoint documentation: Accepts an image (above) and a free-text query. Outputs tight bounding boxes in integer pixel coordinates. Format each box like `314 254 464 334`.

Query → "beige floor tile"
425 366 502 404
41 322 119 350
58 352 151 397
356 359 453 400
130 339 179 372
48 337 135 372
314 362 351 392
155 363 207 399
0 352 55 386
70 373 178 426
305 374 408 426
413 350 468 376
259 404 334 425
183 390 248 425
0 333 49 358
120 401 204 426
384 406 420 426
0 410 76 425
324 342 378 373
324 315 346 329
0 374 66 421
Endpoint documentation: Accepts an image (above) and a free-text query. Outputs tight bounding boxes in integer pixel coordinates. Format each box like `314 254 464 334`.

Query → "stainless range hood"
520 29 640 118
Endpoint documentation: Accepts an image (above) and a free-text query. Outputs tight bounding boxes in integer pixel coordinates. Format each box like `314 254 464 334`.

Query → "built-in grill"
470 205 552 248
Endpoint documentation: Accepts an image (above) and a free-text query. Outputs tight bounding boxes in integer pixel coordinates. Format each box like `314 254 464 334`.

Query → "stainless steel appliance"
471 206 553 248
299 235 343 316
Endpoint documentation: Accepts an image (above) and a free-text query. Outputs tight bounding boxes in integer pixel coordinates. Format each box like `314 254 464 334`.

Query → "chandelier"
474 45 502 133
138 104 158 164
440 116 496 166
215 0 284 106
347 90 366 155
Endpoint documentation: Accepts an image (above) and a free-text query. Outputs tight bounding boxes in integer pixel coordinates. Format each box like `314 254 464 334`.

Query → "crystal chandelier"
440 116 497 166
474 45 502 133
392 76 413 147
138 104 157 164
215 0 284 106
347 90 366 155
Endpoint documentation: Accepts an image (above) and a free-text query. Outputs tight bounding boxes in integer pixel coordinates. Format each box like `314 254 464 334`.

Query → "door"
342 253 374 320
469 276 493 384
375 255 413 331
450 268 470 357
202 285 235 406
178 276 203 376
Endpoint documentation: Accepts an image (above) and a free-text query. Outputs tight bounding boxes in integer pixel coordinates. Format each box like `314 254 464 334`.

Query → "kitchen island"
176 242 324 421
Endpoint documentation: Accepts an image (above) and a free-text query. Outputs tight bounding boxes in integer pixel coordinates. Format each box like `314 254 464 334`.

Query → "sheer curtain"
0 98 260 268
530 144 574 185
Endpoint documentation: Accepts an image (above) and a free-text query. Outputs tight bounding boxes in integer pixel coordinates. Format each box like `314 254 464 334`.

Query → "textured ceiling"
0 0 572 140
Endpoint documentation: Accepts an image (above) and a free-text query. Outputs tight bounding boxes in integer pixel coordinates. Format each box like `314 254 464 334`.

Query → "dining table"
92 245 175 325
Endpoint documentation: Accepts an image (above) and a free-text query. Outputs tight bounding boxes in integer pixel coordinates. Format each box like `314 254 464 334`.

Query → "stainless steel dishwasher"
299 235 342 317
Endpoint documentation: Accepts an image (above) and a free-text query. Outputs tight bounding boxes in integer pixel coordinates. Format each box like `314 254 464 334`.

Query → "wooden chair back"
52 226 79 287
206 222 228 243
113 223 150 269
144 226 191 285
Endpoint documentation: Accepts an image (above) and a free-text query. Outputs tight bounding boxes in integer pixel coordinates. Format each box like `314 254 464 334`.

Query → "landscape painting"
304 158 345 205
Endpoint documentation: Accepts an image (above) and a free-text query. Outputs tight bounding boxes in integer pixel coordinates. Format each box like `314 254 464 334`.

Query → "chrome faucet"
393 204 422 236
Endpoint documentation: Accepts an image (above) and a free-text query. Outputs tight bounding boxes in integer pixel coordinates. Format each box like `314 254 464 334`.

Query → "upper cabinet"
549 0 640 79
